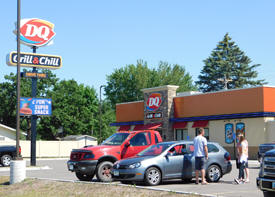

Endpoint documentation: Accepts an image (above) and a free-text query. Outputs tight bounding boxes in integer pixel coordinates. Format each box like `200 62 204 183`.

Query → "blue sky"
1 0 275 94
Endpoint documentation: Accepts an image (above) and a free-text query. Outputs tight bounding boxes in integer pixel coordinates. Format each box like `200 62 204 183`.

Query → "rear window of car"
207 144 219 153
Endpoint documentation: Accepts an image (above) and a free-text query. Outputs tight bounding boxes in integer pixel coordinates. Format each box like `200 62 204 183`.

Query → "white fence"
0 140 97 158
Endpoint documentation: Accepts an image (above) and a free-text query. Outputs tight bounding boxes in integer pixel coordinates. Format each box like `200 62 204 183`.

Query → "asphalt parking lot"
0 159 263 197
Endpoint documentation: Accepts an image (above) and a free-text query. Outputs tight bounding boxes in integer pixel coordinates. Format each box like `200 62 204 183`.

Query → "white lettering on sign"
34 110 49 114
35 105 48 110
148 97 160 107
40 57 59 66
25 24 50 41
146 112 162 119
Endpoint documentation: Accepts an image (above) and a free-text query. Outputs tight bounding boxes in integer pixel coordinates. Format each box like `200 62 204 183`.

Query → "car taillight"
70 152 82 161
224 152 231 161
19 146 21 155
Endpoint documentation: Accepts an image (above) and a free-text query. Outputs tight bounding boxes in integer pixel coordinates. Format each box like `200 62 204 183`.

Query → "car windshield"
137 143 172 156
101 133 130 145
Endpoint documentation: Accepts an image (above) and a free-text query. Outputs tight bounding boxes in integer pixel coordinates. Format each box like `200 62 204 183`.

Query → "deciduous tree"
105 60 196 108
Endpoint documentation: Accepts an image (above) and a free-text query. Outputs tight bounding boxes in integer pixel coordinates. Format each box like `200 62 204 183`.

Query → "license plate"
113 170 119 176
272 182 275 189
69 164 74 170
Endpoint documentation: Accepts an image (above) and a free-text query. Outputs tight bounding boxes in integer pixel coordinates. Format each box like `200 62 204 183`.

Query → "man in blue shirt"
193 127 208 185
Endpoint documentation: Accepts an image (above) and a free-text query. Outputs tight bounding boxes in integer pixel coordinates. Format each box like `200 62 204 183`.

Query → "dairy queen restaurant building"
110 85 275 159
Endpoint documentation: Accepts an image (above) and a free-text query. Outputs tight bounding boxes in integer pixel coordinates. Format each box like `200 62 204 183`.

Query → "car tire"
1 154 12 167
144 167 161 186
206 164 221 182
96 161 113 182
75 172 94 181
263 191 274 197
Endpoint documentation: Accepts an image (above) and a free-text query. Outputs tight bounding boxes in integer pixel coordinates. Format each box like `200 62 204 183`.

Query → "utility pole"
218 74 232 90
99 85 105 143
16 0 22 160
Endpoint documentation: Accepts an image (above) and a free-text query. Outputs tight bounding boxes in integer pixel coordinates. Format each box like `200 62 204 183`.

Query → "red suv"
67 130 162 182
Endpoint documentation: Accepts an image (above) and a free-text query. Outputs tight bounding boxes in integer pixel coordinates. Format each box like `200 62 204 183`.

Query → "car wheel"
75 172 94 181
96 161 113 182
263 191 274 197
206 164 221 182
144 167 161 186
1 154 12 167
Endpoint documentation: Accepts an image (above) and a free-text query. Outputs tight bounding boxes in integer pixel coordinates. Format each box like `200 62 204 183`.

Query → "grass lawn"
0 176 202 197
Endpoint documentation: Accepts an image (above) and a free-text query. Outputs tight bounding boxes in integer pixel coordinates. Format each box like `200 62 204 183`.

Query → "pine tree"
196 33 266 92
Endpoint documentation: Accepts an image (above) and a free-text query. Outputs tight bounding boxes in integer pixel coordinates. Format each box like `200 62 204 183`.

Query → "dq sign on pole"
11 18 57 167
15 18 56 47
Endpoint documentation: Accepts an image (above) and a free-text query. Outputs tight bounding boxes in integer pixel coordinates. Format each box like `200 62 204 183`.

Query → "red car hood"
82 145 121 155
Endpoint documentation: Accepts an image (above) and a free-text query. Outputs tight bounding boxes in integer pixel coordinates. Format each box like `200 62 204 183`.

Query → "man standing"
193 127 208 185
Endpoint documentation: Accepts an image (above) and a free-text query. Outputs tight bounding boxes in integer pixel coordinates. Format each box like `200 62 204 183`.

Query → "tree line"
0 33 266 141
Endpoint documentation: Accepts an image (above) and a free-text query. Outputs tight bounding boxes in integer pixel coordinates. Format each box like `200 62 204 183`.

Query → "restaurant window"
195 128 209 141
175 129 188 141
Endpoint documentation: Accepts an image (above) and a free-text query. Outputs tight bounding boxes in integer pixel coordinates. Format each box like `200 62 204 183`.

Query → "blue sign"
225 123 234 144
20 97 52 116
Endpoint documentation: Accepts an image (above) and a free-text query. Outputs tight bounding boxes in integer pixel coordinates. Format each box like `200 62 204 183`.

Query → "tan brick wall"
0 140 97 158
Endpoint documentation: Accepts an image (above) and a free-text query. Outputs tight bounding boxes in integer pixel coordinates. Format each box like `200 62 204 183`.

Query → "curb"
0 166 51 172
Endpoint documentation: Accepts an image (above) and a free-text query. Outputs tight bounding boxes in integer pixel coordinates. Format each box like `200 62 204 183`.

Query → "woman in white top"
235 134 249 184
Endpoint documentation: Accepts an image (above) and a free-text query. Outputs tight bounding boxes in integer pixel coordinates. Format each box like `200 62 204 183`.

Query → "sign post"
30 46 38 166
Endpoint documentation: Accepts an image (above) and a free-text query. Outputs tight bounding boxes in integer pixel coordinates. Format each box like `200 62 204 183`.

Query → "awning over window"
117 125 131 131
192 120 209 128
133 123 162 130
173 122 188 129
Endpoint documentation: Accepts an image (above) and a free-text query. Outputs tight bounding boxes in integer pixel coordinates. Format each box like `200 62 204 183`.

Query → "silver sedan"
112 141 232 186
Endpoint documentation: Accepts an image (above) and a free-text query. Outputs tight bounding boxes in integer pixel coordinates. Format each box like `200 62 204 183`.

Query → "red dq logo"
146 93 162 111
17 18 56 47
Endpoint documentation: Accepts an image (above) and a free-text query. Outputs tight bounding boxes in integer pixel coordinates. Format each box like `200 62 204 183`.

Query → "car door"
162 145 184 179
182 143 196 178
121 132 151 158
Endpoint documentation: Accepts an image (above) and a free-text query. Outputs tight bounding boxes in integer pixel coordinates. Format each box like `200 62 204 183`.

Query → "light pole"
10 0 26 185
99 85 105 143
16 0 22 160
